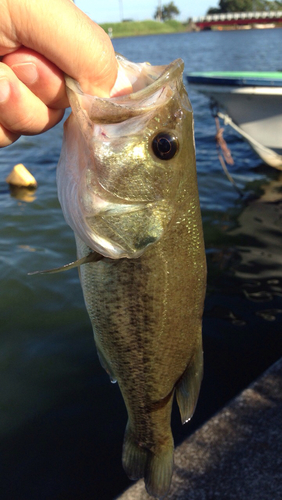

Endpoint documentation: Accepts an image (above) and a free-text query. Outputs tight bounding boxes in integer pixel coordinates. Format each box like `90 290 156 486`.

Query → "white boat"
187 72 282 169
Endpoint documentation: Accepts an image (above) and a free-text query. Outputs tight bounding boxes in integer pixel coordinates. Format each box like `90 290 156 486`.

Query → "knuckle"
0 126 20 147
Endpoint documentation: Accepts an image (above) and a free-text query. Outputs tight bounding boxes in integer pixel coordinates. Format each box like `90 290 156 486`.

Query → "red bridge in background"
193 11 282 29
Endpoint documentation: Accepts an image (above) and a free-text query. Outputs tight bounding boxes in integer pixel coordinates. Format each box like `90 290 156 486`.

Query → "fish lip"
65 58 184 100
65 58 186 124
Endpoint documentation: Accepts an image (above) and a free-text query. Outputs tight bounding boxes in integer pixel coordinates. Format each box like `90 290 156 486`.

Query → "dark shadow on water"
0 377 129 500
1 178 282 500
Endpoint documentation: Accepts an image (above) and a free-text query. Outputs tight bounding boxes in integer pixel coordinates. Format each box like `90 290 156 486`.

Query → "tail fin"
122 423 148 481
145 447 174 499
122 422 174 499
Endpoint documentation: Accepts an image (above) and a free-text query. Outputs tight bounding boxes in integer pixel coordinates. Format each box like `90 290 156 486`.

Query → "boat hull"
187 72 282 168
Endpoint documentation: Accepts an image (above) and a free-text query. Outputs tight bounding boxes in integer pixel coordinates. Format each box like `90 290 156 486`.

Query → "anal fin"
176 343 203 424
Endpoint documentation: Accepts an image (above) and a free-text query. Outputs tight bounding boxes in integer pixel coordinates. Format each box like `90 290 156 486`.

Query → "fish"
55 54 207 498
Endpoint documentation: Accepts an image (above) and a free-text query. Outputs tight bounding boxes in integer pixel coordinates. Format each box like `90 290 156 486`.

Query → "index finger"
5 0 117 97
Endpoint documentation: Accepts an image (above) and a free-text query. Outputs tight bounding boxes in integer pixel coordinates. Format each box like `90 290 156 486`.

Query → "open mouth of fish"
57 55 186 259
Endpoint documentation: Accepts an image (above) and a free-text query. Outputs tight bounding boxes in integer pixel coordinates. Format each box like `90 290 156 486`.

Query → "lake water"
1 28 282 500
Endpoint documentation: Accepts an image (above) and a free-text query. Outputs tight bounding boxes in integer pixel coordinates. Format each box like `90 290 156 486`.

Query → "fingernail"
11 62 38 85
0 78 10 103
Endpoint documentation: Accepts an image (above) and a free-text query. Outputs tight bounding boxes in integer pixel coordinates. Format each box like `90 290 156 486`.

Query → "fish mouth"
58 56 185 259
65 56 187 126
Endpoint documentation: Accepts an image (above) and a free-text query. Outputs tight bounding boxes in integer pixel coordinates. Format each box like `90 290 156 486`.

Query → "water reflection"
229 176 282 280
8 185 37 203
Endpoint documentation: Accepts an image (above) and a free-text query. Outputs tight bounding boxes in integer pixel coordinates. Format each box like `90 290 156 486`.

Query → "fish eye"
152 132 179 161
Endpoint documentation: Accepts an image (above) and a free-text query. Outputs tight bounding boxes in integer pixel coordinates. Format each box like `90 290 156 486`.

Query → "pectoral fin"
28 251 103 275
176 344 203 424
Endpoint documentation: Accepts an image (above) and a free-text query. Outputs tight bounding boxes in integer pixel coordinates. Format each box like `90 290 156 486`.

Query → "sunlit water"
0 29 282 499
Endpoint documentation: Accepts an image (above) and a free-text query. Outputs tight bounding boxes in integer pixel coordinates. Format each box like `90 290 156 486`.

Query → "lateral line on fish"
28 251 103 275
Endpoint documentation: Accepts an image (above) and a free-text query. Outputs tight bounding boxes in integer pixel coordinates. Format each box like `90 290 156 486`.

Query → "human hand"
0 0 131 147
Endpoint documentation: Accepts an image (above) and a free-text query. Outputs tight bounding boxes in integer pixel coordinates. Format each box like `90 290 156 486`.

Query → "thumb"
6 0 118 97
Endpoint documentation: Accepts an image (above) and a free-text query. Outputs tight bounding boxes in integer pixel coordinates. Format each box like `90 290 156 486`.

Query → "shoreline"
99 20 191 39
99 19 282 38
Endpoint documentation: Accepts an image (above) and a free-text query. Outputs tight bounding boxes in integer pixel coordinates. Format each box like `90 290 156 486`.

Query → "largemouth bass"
56 55 206 498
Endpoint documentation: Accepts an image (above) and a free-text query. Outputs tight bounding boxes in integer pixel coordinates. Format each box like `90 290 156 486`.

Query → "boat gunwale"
186 82 282 96
187 72 282 88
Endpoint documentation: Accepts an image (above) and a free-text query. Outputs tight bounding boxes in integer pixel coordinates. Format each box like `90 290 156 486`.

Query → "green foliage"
265 0 282 8
100 20 185 38
154 2 180 21
219 0 253 11
163 1 180 19
207 7 222 13
207 0 282 13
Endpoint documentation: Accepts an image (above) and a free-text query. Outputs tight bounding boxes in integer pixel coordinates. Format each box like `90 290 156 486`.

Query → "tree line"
151 1 282 22
207 0 282 14
154 2 180 21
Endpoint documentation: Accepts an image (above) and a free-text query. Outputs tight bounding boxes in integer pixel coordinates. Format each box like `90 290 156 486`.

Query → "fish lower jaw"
78 210 164 259
75 227 150 260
